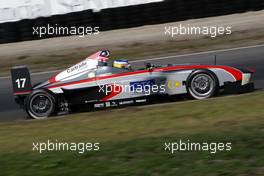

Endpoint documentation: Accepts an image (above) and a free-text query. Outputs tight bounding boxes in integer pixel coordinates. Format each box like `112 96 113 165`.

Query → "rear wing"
11 66 32 96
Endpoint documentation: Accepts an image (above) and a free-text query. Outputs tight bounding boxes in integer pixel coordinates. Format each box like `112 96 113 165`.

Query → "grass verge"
0 91 263 175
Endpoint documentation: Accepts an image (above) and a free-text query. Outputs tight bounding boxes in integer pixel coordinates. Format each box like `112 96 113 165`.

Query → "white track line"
1 43 264 80
130 44 264 63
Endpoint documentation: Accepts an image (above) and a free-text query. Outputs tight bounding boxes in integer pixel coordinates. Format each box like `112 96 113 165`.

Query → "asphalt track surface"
0 45 263 121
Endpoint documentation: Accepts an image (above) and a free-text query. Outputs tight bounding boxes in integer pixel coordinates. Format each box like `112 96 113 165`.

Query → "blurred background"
1 0 264 43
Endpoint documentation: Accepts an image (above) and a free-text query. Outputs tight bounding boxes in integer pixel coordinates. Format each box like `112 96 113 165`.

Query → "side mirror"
145 63 154 71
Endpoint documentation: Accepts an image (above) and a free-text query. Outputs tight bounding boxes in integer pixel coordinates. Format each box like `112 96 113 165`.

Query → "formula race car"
11 50 254 119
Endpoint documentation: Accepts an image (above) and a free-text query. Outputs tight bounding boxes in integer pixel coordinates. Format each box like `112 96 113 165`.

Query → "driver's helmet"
98 50 110 66
113 59 131 69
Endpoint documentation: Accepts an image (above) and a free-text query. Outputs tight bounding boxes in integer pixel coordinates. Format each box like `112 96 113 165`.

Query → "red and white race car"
11 50 254 119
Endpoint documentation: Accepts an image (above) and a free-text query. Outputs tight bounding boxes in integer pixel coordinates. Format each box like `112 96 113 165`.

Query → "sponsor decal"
94 103 104 108
130 79 155 91
167 80 182 90
105 102 111 107
105 101 119 107
85 100 97 104
135 99 147 103
119 100 134 105
110 101 118 107
67 61 87 73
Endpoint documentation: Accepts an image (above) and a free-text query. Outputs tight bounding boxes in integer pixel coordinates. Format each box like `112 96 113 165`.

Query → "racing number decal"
11 66 32 94
15 78 26 88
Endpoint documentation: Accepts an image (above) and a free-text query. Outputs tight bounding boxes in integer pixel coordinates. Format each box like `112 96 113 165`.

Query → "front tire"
26 90 56 119
187 70 218 100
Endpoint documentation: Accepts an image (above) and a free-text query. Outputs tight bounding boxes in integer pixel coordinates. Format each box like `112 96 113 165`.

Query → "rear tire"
26 90 56 119
187 70 218 100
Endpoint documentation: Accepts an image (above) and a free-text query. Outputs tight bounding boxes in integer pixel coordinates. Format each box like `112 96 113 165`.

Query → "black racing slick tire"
186 69 219 100
26 90 56 119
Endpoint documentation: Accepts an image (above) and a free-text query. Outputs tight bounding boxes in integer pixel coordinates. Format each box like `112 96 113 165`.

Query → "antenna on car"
214 55 217 65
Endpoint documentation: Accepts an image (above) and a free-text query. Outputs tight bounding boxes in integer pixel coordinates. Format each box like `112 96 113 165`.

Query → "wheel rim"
190 74 215 97
29 93 53 118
